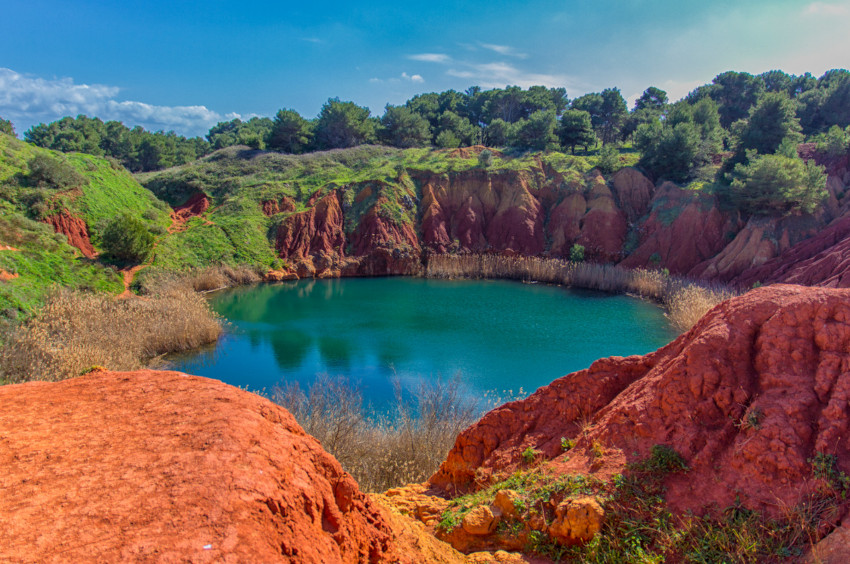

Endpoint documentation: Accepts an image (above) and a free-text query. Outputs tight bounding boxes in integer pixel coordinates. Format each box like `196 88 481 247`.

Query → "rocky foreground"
1 285 850 561
0 371 465 563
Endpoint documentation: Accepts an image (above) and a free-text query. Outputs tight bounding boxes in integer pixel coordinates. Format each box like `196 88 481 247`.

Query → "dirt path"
116 218 177 299
117 197 217 298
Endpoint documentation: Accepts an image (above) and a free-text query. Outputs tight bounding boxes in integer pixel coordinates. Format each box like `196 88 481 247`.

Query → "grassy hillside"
138 144 638 270
0 133 168 318
0 136 642 318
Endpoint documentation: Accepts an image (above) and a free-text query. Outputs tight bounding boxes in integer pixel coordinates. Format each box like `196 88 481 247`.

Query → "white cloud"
479 43 527 59
0 67 233 137
401 72 424 83
408 53 452 63
369 72 425 85
803 2 849 15
446 62 573 89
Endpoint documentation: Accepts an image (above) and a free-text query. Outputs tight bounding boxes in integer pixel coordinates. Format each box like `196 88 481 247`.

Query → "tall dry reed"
136 264 263 295
426 254 736 334
665 284 736 334
0 283 222 384
273 374 478 492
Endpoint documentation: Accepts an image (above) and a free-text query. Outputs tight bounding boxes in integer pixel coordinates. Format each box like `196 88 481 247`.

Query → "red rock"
42 209 96 258
261 196 297 216
576 178 628 262
416 170 545 256
274 192 346 273
610 167 654 224
172 192 210 222
689 214 820 282
547 192 586 257
733 214 850 288
805 522 850 564
547 497 604 545
619 182 739 274
462 506 499 536
0 269 18 281
349 198 420 257
492 490 521 519
0 370 444 563
430 285 850 519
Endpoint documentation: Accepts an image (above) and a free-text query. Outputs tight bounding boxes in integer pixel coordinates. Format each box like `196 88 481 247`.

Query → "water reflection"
170 278 677 409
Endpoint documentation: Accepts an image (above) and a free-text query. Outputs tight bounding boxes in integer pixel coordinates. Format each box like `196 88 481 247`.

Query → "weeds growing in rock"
437 444 838 562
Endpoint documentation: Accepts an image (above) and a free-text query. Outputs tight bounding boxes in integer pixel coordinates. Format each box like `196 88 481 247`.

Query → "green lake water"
168 277 677 408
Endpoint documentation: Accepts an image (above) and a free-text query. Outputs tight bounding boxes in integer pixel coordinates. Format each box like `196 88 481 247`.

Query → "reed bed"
426 254 736 334
135 264 263 295
0 280 223 384
273 374 478 492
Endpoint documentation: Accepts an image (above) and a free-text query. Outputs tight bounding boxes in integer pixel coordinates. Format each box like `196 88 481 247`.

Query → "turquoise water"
168 278 677 407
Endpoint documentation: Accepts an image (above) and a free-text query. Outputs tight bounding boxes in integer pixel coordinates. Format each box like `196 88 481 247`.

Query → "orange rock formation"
431 285 850 520
0 370 464 563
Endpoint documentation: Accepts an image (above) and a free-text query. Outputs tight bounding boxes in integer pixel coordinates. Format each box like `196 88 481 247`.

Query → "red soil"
431 285 850 520
42 209 96 258
169 192 212 232
0 370 454 563
261 196 297 217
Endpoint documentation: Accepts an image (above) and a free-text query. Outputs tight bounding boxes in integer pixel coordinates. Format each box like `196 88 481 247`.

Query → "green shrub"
569 243 585 262
100 212 155 264
522 446 539 465
730 151 827 215
28 154 88 190
478 149 493 168
596 144 621 174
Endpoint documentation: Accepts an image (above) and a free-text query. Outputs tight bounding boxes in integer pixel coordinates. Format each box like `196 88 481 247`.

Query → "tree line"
6 68 850 215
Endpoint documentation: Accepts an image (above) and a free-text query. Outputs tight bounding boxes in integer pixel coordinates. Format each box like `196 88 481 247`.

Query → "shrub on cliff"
730 151 827 215
100 213 155 264
28 154 88 190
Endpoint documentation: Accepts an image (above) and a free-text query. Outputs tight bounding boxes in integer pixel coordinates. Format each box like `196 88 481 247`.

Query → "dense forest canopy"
8 69 849 207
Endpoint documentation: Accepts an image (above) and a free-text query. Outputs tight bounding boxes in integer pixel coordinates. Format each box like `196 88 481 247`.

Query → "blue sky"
2 0 849 137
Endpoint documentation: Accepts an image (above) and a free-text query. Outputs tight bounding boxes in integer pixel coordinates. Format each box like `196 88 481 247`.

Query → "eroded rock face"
430 285 850 519
262 196 297 216
417 169 546 256
274 192 346 275
610 167 653 224
735 216 850 288
688 214 820 282
619 182 738 274
258 148 850 282
42 209 96 258
0 370 439 563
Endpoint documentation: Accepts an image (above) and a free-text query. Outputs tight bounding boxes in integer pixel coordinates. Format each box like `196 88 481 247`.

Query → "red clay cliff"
431 285 850 520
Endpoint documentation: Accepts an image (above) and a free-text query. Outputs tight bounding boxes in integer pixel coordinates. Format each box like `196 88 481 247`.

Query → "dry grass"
135 264 263 294
0 282 222 384
665 284 736 334
273 374 478 492
426 254 736 334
